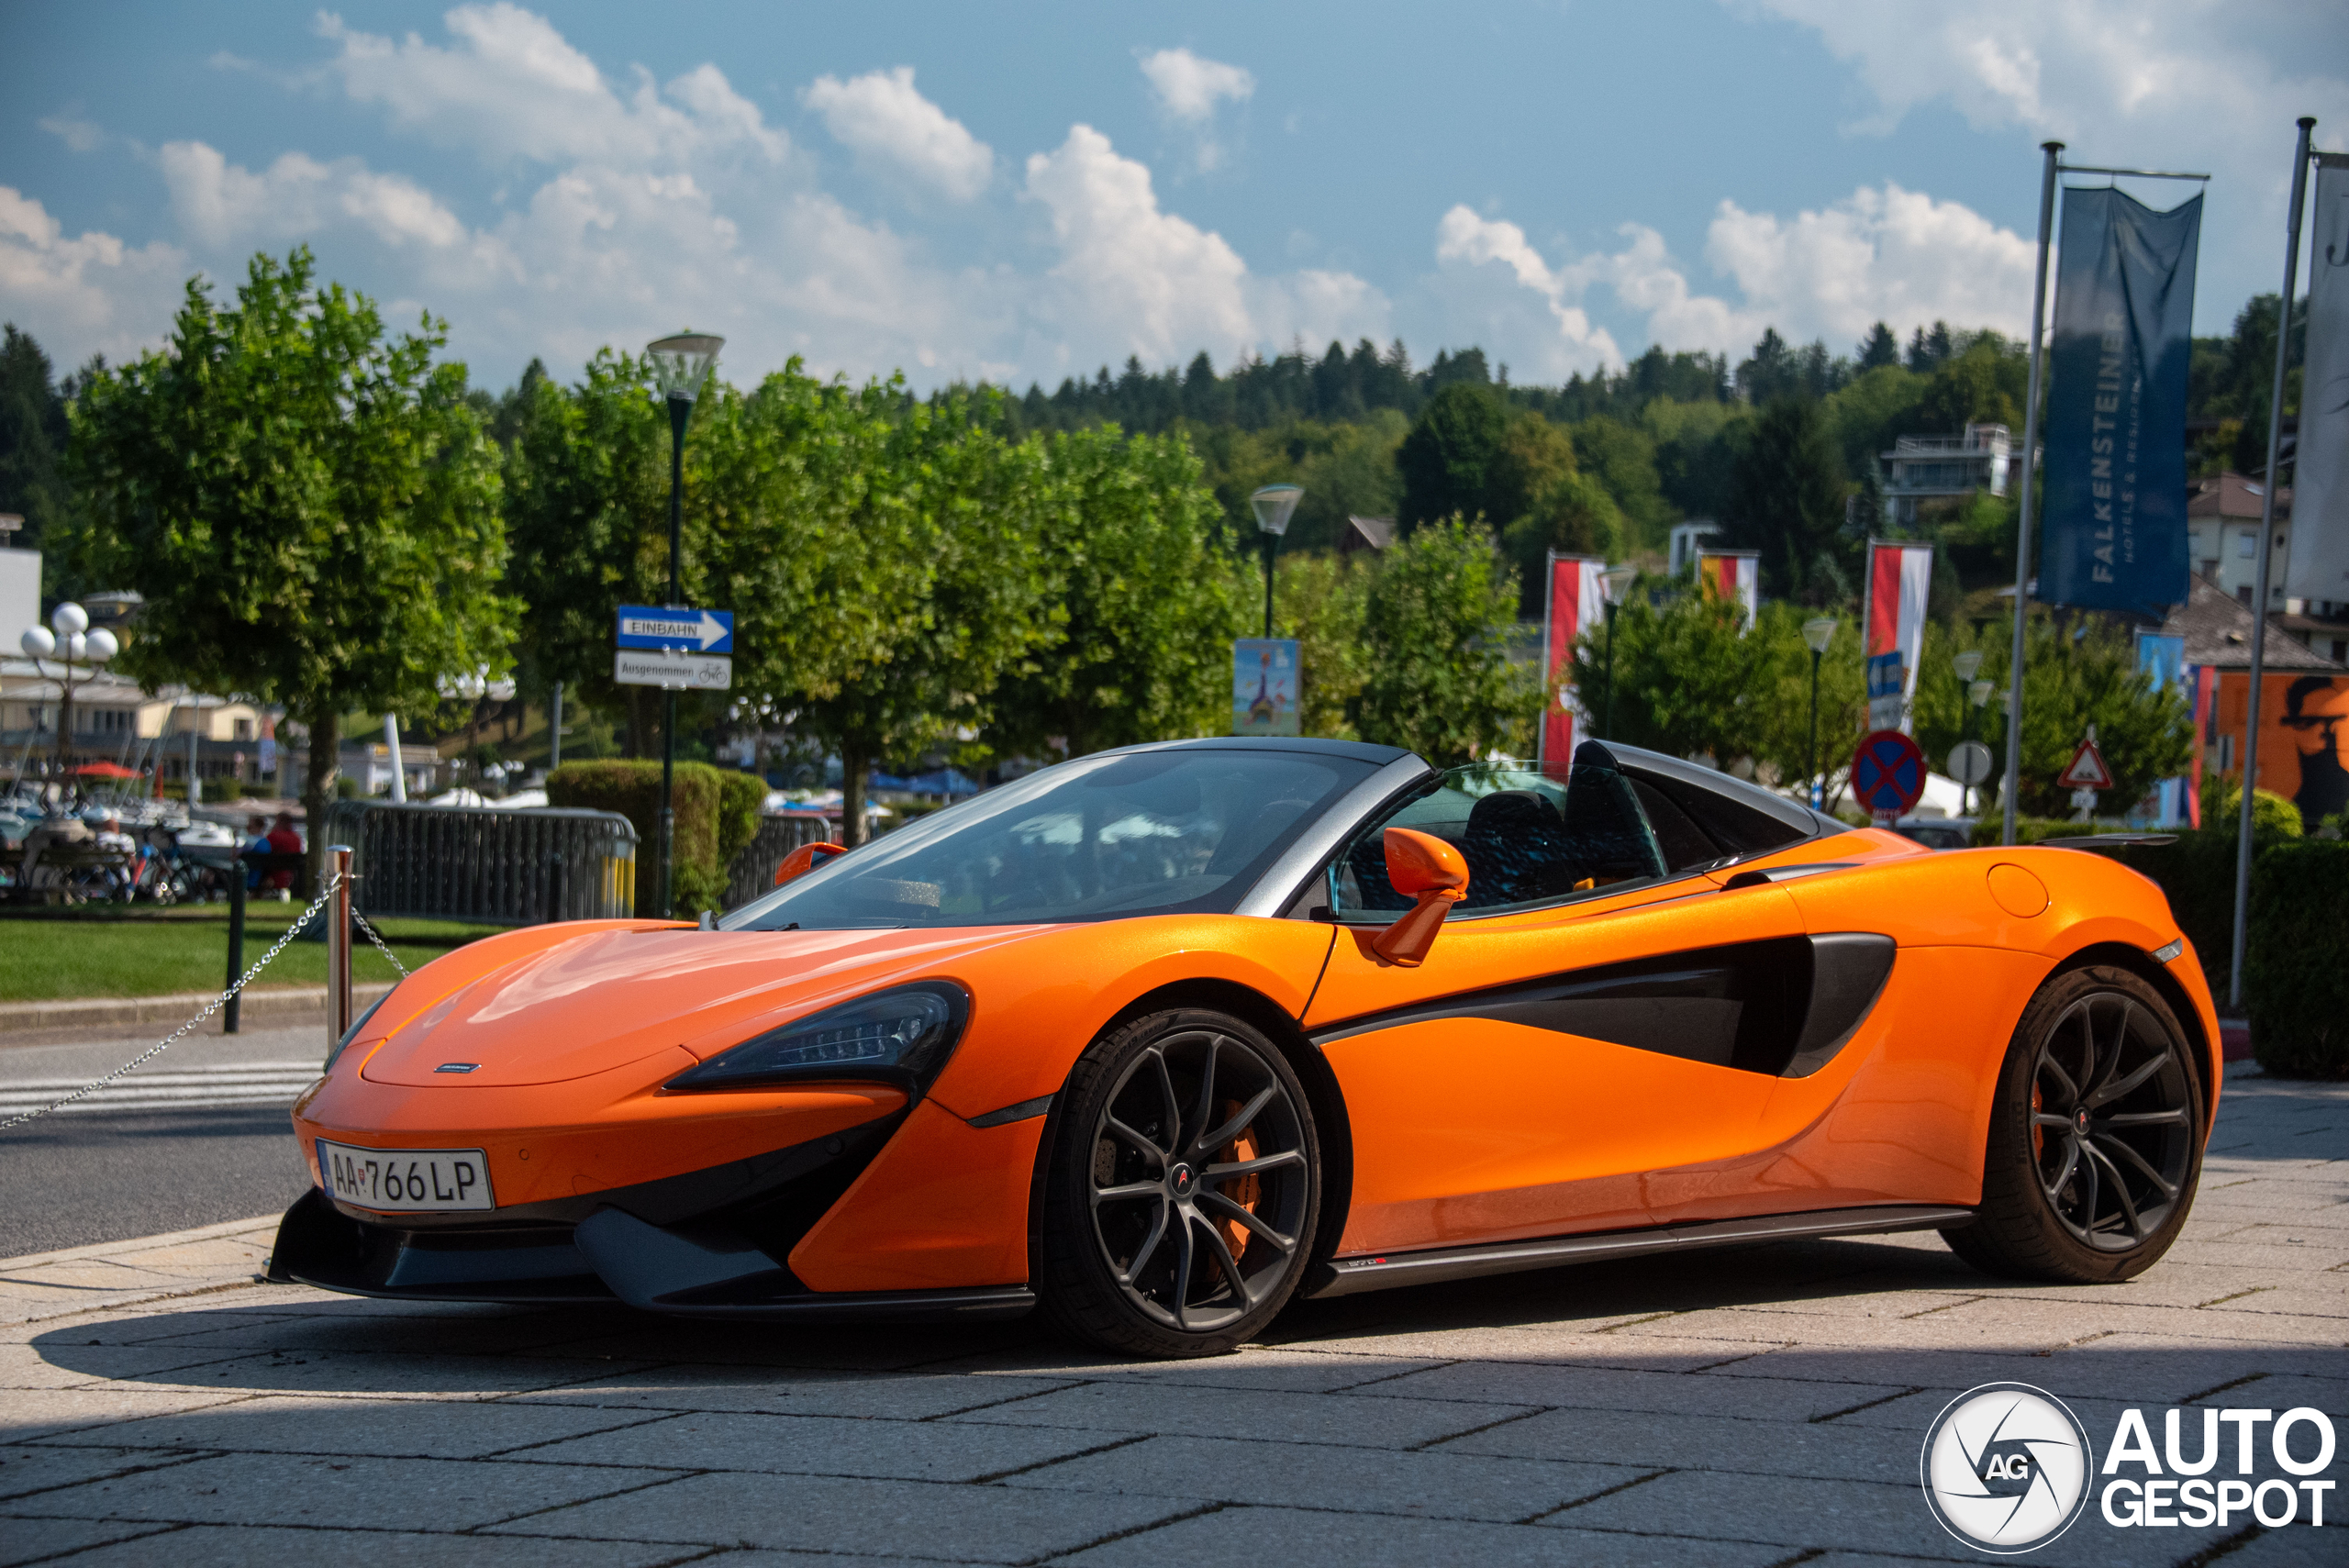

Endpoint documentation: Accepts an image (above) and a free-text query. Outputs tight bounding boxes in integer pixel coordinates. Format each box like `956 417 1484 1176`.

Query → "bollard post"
327 843 354 1053
545 851 566 926
224 859 247 1036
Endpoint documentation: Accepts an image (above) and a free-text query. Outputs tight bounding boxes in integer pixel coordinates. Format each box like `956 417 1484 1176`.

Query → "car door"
1300 756 1818 1257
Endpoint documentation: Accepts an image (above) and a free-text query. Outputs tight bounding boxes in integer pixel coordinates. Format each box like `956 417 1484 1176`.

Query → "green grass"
0 906 494 1003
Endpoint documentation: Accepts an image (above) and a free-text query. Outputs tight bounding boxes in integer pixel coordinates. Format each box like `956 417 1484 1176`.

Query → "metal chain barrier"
1 873 348 1133
350 907 410 980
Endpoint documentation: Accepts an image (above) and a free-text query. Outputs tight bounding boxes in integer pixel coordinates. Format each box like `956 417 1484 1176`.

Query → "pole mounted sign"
2059 736 2114 791
1852 729 1928 818
617 606 732 653
614 649 731 691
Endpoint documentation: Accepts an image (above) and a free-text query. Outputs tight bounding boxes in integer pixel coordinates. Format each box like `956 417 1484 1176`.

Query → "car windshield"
723 748 1375 930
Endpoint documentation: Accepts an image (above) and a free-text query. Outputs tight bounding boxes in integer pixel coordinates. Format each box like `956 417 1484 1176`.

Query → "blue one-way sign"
617 605 733 653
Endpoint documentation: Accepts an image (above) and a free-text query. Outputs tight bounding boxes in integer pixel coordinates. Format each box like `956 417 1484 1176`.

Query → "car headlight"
663 983 970 1095
325 993 390 1072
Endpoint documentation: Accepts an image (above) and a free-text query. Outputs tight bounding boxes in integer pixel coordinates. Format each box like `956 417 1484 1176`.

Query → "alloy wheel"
2031 992 2194 1251
1086 1029 1310 1332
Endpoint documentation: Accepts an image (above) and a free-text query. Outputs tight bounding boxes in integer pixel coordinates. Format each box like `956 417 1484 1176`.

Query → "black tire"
1943 964 2205 1283
1036 1008 1319 1358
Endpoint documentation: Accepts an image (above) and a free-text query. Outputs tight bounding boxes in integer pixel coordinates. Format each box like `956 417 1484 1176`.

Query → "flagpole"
2229 116 2318 1013
2003 142 2062 847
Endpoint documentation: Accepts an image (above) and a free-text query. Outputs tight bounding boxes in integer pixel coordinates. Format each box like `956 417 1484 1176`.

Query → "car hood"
359 923 1050 1088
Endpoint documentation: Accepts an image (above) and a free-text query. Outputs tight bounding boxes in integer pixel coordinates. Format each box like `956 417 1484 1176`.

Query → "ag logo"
1920 1382 2094 1553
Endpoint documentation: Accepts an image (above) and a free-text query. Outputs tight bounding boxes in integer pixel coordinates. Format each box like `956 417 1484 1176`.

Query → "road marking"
0 1062 320 1114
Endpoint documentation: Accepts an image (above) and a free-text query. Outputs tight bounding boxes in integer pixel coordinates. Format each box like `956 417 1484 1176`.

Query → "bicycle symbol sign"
1851 729 1928 817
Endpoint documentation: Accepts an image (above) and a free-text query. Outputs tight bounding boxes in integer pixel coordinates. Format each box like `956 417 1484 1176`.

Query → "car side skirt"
1304 1203 1974 1298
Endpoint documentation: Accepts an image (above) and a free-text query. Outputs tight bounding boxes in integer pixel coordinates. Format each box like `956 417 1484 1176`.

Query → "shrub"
546 760 725 918
2244 840 2349 1078
209 775 244 802
716 770 764 867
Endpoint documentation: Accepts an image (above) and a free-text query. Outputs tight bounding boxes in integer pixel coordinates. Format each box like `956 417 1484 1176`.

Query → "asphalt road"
0 1023 321 1256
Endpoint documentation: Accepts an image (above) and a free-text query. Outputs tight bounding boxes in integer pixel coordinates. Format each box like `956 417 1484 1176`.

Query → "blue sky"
5 2 2344 393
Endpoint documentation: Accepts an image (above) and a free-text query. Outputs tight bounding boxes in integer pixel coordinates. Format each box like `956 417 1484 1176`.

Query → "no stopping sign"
1852 729 1927 817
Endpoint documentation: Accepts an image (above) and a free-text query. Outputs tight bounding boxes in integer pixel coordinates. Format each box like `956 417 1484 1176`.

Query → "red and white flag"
1540 552 1608 771
1696 550 1760 631
1861 539 1935 734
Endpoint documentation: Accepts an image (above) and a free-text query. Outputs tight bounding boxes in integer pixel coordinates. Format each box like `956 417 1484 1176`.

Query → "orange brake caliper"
1216 1100 1262 1269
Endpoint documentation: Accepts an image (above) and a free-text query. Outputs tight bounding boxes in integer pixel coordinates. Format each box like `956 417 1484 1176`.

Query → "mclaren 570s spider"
271 737 2219 1357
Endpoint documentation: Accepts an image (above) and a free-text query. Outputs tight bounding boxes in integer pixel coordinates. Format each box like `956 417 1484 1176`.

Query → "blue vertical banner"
2133 631 2188 826
2041 187 2202 616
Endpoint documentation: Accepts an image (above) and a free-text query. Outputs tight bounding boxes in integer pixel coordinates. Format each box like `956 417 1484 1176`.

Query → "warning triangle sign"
2059 737 2114 790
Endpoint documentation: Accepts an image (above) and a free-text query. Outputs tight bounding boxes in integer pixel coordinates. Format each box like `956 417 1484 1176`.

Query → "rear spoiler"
2033 834 2178 850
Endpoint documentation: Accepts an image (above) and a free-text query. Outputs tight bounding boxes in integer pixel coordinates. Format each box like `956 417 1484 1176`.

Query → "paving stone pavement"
1 1061 2341 1566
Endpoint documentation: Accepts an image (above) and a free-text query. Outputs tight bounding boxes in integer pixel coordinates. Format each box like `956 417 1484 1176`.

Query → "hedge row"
546 761 763 917
2243 840 2349 1079
1965 810 2344 1077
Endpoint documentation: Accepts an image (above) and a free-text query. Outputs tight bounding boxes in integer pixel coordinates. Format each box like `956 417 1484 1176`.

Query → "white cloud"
1433 206 1622 376
1024 125 1253 365
39 113 104 154
317 3 785 167
1138 48 1254 123
1138 48 1254 172
803 67 993 201
1739 1 2349 316
3 9 1380 390
1433 183 2036 371
0 187 185 364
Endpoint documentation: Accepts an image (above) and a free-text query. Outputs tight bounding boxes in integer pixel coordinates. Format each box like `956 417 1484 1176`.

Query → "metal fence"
725 815 835 908
324 800 638 925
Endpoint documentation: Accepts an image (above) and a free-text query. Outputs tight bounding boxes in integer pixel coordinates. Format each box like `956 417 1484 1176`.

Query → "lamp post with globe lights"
1802 616 1838 811
1953 650 1986 816
644 330 723 920
1248 485 1302 639
19 601 118 803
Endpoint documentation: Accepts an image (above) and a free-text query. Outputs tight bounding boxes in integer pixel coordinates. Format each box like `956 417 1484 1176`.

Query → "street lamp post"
1598 566 1638 740
1952 650 1986 816
1248 485 1302 639
1802 617 1837 811
644 331 724 920
19 602 117 806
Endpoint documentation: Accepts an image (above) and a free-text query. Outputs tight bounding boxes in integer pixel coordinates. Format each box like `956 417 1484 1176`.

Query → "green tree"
1273 551 1371 740
1569 416 1675 550
1355 518 1531 764
1727 396 1848 603
989 426 1249 760
69 249 514 888
1911 614 2193 817
1916 337 2025 433
1486 412 1576 528
0 326 77 597
759 387 1056 844
1822 363 1928 483
1857 322 1901 371
501 350 672 754
1397 384 1508 528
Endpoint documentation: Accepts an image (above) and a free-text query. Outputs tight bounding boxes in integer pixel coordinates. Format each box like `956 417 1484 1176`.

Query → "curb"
0 1213 282 1276
0 983 396 1048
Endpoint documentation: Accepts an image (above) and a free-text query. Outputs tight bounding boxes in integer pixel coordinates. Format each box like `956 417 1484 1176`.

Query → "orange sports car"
272 738 2219 1358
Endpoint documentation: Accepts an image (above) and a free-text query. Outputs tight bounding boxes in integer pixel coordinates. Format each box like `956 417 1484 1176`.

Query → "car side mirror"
1371 828 1468 967
773 840 847 887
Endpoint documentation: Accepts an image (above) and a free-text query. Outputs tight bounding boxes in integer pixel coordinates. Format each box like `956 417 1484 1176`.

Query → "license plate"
317 1140 495 1212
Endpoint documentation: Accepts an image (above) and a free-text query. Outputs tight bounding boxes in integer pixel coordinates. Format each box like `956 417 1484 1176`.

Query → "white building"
1879 423 2011 527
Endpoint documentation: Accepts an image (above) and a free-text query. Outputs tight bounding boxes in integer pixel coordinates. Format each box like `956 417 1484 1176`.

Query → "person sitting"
263 811 303 899
242 814 271 891
93 814 138 897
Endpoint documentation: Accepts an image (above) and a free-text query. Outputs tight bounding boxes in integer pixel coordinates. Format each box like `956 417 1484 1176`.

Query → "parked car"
273 738 2218 1359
